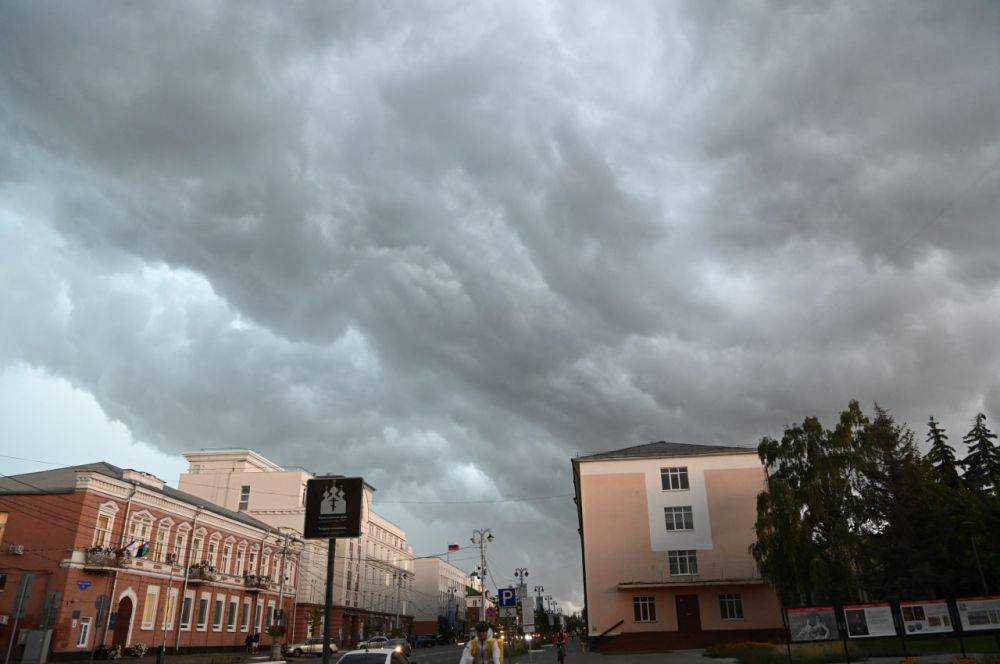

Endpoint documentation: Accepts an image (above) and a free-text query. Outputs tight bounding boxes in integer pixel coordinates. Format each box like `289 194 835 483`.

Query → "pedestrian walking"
253 631 261 654
245 633 254 654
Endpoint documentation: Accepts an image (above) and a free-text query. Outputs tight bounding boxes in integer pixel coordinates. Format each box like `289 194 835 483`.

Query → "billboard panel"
788 606 837 642
900 600 952 634
843 603 896 638
304 477 364 539
956 596 1000 632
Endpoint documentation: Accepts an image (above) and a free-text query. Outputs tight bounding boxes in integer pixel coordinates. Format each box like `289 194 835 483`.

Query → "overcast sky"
2 1 1000 614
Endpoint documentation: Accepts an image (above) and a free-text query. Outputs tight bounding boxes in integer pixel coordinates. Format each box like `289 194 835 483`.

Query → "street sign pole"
322 538 336 664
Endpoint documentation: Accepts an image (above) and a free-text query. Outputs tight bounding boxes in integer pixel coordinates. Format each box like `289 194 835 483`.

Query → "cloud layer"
2 0 999 610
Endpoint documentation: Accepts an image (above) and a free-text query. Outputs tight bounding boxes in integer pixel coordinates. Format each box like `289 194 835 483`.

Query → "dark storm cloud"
2 0 1000 610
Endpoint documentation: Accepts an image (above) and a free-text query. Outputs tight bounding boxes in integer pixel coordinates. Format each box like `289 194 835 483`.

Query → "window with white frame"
664 506 694 531
668 550 698 575
660 467 690 491
221 541 233 574
141 586 160 630
92 504 118 547
238 485 251 511
248 546 258 573
240 598 251 632
191 531 205 564
235 543 246 576
266 600 275 627
162 588 178 630
720 593 744 620
128 512 154 547
633 596 656 622
261 549 271 576
77 617 92 647
286 560 295 585
174 528 189 567
154 521 172 562
180 591 194 630
254 602 264 632
207 535 220 566
196 593 210 630
213 594 225 630
227 596 238 631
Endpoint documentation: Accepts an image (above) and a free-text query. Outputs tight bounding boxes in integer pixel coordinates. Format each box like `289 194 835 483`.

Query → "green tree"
925 416 960 487
962 413 1000 491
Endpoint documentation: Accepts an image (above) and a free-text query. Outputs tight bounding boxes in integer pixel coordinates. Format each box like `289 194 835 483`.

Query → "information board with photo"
956 596 1000 632
788 606 838 642
900 600 953 634
843 603 896 638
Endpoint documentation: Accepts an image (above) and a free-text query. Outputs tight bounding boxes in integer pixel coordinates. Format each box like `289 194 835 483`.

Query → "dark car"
414 636 436 648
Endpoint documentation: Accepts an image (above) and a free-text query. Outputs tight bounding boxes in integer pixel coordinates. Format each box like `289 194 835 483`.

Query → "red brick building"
0 463 302 659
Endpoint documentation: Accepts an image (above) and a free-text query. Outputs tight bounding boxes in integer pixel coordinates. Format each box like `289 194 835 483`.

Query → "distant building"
410 557 471 637
179 450 413 646
0 463 299 659
572 441 783 650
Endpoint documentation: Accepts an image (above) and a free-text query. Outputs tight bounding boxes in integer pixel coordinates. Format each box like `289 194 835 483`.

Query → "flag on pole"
448 544 460 552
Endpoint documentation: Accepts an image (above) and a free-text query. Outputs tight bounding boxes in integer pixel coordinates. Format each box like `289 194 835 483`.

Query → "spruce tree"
925 416 960 487
961 413 1000 492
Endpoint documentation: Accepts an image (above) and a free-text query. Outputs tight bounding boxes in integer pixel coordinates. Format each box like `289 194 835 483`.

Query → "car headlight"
395 646 402 653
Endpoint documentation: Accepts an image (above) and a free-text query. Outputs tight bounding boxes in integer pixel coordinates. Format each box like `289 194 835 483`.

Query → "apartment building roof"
576 440 757 462
0 462 286 535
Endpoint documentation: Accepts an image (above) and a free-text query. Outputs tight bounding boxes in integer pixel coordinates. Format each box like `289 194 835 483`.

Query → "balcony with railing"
188 562 217 583
83 547 128 571
617 560 763 589
244 574 271 592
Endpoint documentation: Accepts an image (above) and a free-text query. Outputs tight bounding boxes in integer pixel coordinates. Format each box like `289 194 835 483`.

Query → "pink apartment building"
572 441 783 651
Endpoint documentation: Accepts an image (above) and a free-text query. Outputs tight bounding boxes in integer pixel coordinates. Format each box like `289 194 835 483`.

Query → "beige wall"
580 453 781 636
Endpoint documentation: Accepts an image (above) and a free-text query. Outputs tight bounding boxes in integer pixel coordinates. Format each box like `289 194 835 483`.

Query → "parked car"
413 635 436 648
387 639 412 657
283 637 339 657
338 648 408 664
359 636 390 650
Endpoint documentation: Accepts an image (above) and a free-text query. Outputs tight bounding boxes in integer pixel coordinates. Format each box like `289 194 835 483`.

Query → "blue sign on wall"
498 587 517 608
76 580 92 591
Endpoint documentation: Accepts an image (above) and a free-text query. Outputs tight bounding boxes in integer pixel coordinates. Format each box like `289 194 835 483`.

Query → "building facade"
178 450 414 646
410 557 472 637
0 463 299 660
572 441 783 650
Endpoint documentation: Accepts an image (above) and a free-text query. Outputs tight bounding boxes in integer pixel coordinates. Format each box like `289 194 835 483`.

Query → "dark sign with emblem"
304 477 364 539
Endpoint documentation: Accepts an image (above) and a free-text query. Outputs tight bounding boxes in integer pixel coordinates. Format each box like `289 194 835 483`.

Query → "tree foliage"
752 401 996 606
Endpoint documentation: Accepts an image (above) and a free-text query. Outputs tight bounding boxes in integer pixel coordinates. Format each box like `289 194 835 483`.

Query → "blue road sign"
499 587 517 608
77 581 92 591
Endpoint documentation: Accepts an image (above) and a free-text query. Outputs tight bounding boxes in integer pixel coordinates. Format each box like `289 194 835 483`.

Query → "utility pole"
471 529 493 623
275 529 292 641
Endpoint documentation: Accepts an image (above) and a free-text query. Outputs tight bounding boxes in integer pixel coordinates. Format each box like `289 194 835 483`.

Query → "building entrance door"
112 596 134 647
675 595 701 633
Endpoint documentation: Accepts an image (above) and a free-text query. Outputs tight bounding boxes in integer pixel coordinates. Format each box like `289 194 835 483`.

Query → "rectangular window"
240 599 251 632
720 593 744 620
0 512 7 546
213 596 225 630
77 617 92 647
162 589 178 630
180 594 193 630
141 586 160 630
633 596 656 623
254 602 264 631
0 573 7 591
239 485 251 511
93 514 113 547
660 467 689 491
266 601 275 627
196 595 209 630
664 506 694 531
668 550 698 575
227 597 238 631
207 539 218 565
191 536 204 564
221 543 232 574
154 527 170 562
235 547 245 576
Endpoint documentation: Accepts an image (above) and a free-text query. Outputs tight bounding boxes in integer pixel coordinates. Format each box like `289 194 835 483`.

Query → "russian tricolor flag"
448 543 460 552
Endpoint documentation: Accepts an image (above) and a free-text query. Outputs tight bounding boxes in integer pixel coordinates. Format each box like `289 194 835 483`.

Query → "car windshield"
340 655 387 664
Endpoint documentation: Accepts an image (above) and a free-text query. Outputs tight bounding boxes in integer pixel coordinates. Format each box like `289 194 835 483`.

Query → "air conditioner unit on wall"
7 544 24 555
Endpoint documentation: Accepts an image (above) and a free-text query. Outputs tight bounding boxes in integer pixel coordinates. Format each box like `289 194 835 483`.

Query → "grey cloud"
2 0 1000 611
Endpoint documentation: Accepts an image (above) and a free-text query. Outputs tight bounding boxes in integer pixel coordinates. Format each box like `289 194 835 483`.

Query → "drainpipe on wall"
101 482 137 648
173 507 201 653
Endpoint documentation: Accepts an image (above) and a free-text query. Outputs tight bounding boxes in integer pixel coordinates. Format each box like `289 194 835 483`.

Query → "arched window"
154 518 174 562
174 523 191 567
235 541 248 576
92 502 119 548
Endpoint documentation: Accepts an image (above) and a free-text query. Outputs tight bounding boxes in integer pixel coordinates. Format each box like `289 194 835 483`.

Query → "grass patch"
704 641 862 664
